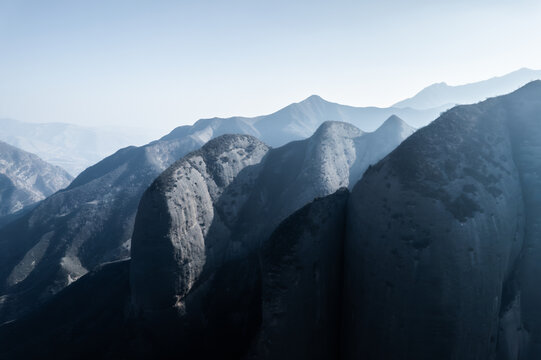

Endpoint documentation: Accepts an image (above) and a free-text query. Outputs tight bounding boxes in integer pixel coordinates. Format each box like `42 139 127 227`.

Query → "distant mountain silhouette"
394 67 541 110
0 119 158 176
0 141 72 217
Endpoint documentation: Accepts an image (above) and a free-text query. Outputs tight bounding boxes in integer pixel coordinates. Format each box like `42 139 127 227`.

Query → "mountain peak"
428 81 449 88
190 134 266 160
512 67 535 74
382 114 404 125
393 68 541 110
299 94 327 105
312 121 363 140
376 115 413 132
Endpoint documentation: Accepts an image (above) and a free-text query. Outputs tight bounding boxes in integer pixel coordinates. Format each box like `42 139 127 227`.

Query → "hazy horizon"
1 0 540 134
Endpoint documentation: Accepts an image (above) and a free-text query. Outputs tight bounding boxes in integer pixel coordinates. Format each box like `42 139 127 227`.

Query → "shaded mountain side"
343 80 541 360
0 190 349 360
0 141 72 217
0 260 134 360
231 118 414 250
3 82 541 359
250 189 349 360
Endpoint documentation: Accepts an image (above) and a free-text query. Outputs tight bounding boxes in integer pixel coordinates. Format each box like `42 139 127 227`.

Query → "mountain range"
0 113 413 323
3 68 538 180
394 67 541 109
2 70 541 359
0 140 72 218
3 81 541 359
0 119 159 176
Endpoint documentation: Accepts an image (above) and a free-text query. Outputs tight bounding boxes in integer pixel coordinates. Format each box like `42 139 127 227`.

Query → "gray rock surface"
343 81 541 360
0 140 72 217
130 134 271 314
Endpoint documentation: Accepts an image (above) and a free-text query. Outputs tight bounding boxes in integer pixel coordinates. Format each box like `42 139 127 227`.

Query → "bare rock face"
253 189 349 360
343 81 541 360
0 140 72 217
130 134 271 314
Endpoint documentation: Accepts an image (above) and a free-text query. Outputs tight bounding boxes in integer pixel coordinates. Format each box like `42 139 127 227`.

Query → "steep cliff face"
253 189 349 360
130 135 271 314
500 84 541 359
343 81 541 360
0 141 72 217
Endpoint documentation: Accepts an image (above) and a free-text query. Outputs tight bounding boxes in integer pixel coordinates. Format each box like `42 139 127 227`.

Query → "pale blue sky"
1 0 540 133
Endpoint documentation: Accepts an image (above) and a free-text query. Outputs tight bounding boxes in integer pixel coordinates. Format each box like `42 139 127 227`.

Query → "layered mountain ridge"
3 81 540 359
394 67 541 110
0 119 158 176
131 118 413 318
0 115 412 324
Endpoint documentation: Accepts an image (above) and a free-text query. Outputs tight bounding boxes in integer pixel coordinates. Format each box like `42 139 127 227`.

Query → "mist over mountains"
394 67 541 109
3 68 538 180
0 119 159 176
1 72 541 359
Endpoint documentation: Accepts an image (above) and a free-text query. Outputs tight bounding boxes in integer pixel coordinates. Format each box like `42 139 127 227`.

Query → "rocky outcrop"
130 135 271 315
0 141 72 217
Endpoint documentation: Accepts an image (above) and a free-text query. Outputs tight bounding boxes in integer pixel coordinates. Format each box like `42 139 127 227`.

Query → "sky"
0 0 540 134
